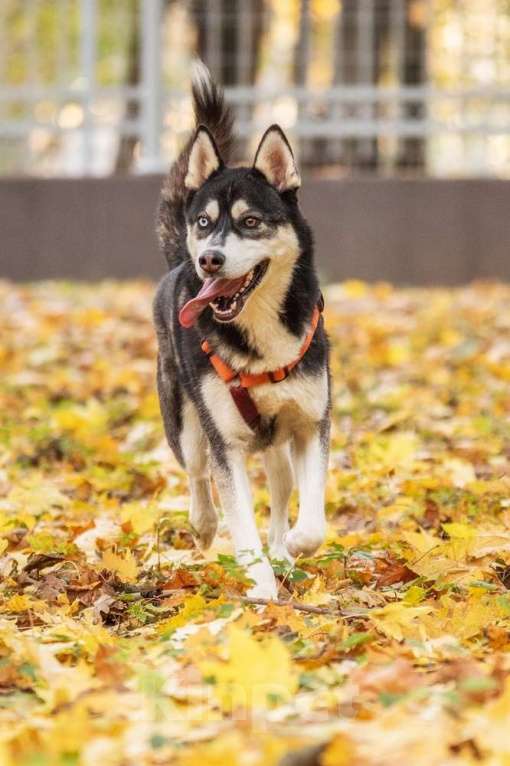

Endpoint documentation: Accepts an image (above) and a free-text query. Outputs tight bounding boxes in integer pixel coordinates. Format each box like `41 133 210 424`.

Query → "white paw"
284 526 324 558
269 543 294 565
245 559 278 601
247 580 278 600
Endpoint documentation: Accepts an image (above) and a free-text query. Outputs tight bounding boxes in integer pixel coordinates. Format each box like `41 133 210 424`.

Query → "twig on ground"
115 584 365 619
239 595 357 617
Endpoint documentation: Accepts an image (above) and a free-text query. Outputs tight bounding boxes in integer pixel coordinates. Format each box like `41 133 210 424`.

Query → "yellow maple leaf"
100 549 138 583
199 626 298 712
120 501 162 536
358 432 419 473
157 593 208 634
423 593 507 642
403 528 442 557
0 594 38 613
403 530 469 581
370 603 432 642
321 734 355 766
442 522 476 540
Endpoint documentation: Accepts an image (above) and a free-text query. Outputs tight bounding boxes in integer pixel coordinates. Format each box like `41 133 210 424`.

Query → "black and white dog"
153 63 330 599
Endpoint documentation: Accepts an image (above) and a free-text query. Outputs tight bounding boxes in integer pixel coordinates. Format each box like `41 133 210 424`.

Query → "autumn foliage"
1 279 510 765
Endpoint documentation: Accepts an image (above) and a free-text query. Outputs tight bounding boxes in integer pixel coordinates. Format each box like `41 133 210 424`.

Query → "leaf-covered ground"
1 279 510 766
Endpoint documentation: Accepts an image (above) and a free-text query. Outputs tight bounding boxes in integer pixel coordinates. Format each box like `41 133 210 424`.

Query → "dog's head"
179 125 304 328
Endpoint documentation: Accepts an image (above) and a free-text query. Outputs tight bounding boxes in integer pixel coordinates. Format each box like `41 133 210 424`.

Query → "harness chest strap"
201 298 324 430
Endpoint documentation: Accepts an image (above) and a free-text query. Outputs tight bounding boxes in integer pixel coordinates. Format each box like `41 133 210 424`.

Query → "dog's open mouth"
209 260 268 322
179 260 269 328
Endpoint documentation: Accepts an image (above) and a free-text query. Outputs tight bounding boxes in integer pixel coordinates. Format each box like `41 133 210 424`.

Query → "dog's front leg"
285 424 328 558
264 444 294 563
214 450 278 600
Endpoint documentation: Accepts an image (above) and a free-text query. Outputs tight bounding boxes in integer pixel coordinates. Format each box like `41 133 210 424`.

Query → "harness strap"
201 297 324 431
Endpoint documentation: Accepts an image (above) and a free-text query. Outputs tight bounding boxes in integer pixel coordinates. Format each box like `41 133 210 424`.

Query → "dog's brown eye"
197 215 210 228
243 216 260 228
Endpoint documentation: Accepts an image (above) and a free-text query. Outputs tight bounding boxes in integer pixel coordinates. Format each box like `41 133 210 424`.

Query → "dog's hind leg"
264 444 294 563
285 422 329 559
181 399 218 550
213 450 278 600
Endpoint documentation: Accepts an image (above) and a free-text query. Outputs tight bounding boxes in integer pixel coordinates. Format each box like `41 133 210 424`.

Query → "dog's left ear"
253 125 301 193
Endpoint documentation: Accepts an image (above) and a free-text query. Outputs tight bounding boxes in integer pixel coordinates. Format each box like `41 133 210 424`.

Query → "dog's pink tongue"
179 276 245 328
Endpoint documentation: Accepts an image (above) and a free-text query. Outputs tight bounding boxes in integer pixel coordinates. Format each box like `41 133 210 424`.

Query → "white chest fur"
200 367 328 449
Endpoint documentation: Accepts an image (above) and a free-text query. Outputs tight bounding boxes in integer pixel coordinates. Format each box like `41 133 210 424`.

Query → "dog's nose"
198 250 225 274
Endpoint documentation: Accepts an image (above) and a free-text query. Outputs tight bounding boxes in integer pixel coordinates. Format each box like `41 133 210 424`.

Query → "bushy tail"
157 62 234 269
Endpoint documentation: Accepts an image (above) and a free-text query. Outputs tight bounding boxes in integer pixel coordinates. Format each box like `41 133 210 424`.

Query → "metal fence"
1 0 510 177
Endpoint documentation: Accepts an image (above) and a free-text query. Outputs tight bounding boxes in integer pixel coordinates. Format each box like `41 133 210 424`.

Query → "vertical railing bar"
0 4 7 114
80 0 97 174
390 0 405 84
27 0 40 173
330 1 344 162
390 0 406 168
294 0 310 87
422 0 433 172
0 3 8 170
117 0 129 126
237 0 251 85
294 0 310 162
356 0 373 83
236 0 252 144
459 0 468 171
26 0 38 87
139 0 162 172
55 0 69 176
57 0 68 84
206 0 222 80
357 0 374 161
25 0 34 173
332 1 343 85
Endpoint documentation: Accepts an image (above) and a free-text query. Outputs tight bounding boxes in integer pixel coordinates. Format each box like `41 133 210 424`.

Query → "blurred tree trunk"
397 1 427 171
333 0 389 171
114 0 140 174
293 0 315 167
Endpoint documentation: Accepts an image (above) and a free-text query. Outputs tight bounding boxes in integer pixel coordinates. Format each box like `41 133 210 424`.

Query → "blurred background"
1 0 510 283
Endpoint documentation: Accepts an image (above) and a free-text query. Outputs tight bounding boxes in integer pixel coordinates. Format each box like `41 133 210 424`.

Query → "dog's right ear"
185 126 222 190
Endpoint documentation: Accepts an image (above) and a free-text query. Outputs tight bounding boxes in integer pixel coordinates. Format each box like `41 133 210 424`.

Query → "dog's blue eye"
243 216 260 228
197 215 210 228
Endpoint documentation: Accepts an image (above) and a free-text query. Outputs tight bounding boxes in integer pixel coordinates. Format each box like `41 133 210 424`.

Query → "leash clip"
268 366 290 383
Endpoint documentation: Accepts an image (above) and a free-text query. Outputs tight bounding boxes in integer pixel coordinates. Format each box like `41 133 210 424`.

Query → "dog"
153 63 330 599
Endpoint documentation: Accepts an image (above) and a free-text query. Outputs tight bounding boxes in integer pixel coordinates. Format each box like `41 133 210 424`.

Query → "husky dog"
153 64 330 599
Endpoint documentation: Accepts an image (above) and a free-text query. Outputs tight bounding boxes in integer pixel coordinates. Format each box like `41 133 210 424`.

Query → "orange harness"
201 296 324 431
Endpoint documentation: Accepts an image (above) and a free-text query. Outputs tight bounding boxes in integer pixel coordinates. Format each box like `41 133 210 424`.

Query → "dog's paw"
269 543 294 566
190 511 218 551
284 526 324 558
247 581 278 600
246 560 278 601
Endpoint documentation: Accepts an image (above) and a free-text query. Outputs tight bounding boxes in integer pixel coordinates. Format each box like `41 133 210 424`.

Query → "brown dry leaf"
351 658 422 696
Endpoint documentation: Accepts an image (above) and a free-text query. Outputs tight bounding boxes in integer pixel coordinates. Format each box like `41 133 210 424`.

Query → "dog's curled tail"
157 62 234 270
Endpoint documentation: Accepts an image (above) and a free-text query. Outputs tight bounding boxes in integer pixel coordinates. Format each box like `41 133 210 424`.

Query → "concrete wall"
1 175 509 284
